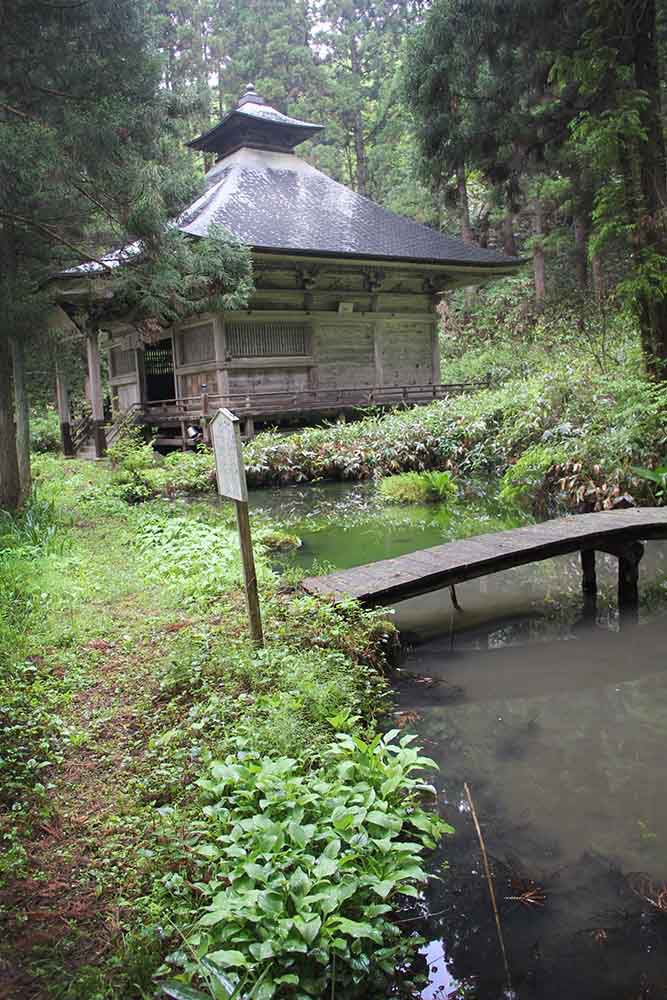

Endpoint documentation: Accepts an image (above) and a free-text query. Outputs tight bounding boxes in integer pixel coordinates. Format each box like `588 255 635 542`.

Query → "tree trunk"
0 333 20 511
632 0 667 377
457 165 476 310
0 219 21 510
573 215 588 289
10 334 30 499
591 253 604 302
349 35 367 196
478 208 490 248
456 164 474 244
533 199 546 309
502 212 517 256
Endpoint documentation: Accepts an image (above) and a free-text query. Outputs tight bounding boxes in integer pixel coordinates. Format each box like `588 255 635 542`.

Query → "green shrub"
107 424 155 471
378 470 457 505
162 448 216 494
30 408 61 453
160 731 451 1000
499 444 568 510
631 463 667 504
0 489 62 559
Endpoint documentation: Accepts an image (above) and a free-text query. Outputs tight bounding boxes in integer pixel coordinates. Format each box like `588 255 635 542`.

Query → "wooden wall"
105 255 443 412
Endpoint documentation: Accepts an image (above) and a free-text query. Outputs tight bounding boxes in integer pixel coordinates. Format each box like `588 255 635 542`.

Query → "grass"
377 470 457 505
1 455 436 1000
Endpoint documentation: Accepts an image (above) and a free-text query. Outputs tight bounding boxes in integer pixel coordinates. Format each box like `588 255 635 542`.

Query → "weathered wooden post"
85 328 107 458
200 383 210 443
616 540 644 626
581 549 597 596
210 408 264 647
55 365 74 458
579 549 598 625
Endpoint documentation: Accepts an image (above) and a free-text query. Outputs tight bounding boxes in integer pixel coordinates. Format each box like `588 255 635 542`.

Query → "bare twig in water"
450 584 463 612
627 873 667 913
464 782 513 995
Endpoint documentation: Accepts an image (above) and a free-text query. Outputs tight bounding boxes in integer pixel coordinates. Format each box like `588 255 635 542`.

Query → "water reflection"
250 480 667 999
397 565 667 999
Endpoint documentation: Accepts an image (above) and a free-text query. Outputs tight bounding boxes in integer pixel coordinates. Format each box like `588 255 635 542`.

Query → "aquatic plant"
378 470 457 505
258 529 302 552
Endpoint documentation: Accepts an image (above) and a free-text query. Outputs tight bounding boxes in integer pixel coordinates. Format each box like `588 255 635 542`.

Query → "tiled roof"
187 86 323 155
177 147 521 268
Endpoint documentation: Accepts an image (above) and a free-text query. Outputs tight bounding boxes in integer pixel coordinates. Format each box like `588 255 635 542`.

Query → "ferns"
377 470 457 505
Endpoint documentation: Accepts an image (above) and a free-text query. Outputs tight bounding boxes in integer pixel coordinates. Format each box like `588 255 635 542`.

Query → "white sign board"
210 408 248 502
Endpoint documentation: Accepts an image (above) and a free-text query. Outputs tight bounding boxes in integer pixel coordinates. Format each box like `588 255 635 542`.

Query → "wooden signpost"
210 408 264 647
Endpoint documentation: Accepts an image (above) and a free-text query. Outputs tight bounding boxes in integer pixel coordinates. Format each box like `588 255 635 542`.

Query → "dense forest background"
5 0 667 372
149 0 667 314
3 0 667 507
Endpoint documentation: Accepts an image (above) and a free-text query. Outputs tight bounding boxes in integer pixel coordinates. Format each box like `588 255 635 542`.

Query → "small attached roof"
178 146 521 269
187 84 323 159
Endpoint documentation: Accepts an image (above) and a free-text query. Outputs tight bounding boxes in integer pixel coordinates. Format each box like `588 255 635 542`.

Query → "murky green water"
251 481 667 999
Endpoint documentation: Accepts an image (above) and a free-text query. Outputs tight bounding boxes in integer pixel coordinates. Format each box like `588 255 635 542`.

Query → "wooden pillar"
617 541 644 625
56 365 74 458
373 320 384 388
213 317 229 400
243 416 255 439
580 550 598 626
86 330 107 457
431 318 441 385
200 385 210 443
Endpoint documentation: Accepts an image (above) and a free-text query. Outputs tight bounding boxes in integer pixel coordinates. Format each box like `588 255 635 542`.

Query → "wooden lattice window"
179 323 215 365
144 341 174 375
226 322 309 358
110 347 135 377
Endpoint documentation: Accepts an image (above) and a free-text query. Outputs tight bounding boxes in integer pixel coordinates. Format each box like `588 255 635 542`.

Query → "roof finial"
238 83 265 108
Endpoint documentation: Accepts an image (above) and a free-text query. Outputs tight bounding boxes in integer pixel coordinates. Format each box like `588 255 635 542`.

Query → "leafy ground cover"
0 456 448 1000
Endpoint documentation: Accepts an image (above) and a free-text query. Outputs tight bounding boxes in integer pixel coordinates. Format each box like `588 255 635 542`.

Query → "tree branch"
0 210 113 271
70 180 124 229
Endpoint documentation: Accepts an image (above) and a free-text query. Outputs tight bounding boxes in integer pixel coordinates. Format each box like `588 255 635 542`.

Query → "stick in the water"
450 584 462 611
464 782 513 995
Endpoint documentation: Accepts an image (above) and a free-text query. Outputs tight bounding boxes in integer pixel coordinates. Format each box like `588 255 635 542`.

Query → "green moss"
258 529 302 552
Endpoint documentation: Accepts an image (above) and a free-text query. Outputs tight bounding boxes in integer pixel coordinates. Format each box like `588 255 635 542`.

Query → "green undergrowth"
378 470 457 505
90 286 667 518
159 733 450 1000
98 319 667 519
1 456 445 1000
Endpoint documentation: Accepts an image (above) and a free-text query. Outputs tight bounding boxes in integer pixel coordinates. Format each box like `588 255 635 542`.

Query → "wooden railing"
71 414 93 452
106 403 143 447
136 380 489 424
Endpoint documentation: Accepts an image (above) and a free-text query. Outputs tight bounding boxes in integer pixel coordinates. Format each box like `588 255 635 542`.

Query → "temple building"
52 85 522 456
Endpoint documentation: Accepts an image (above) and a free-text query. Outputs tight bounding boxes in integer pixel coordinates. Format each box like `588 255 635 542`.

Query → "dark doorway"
144 338 176 402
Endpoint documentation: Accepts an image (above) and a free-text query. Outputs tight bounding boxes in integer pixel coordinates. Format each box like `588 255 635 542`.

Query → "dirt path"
0 622 165 1000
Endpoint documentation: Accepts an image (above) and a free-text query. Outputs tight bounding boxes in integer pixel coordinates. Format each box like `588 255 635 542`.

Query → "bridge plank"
302 508 667 606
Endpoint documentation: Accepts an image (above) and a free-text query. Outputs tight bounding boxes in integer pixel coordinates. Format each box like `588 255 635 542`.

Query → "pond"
251 481 667 999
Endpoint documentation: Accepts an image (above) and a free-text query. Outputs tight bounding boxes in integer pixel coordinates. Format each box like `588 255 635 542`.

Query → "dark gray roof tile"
178 148 521 268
